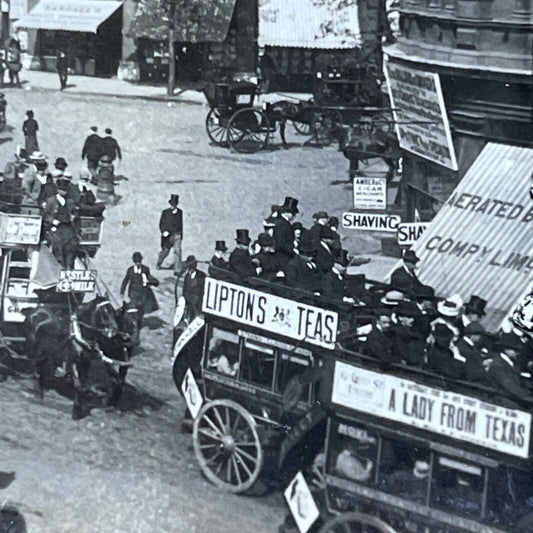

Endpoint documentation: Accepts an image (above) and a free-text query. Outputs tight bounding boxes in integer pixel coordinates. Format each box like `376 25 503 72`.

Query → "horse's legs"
279 119 288 148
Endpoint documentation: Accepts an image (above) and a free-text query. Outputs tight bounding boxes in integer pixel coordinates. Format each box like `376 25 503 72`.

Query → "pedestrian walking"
81 126 102 178
95 155 117 204
119 252 159 331
23 110 39 154
101 128 121 162
6 39 21 88
157 194 183 274
56 49 68 90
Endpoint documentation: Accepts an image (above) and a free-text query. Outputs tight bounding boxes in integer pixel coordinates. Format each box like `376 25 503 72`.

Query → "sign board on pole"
181 368 203 419
202 278 338 349
332 361 532 458
384 62 458 171
284 472 320 533
79 217 104 246
397 222 430 246
342 212 401 232
0 213 42 245
57 270 97 292
353 176 387 210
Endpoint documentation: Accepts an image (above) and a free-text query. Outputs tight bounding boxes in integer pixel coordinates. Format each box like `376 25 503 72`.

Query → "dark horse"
25 294 135 419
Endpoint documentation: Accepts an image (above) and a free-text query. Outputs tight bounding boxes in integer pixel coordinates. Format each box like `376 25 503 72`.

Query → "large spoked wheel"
227 108 270 153
193 399 264 493
206 108 229 146
292 119 313 136
319 512 397 533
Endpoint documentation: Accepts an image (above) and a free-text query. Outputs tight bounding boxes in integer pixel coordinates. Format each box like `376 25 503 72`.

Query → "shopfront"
14 0 123 77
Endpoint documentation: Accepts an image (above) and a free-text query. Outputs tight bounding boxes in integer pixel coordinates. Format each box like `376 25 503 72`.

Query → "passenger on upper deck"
283 230 320 293
390 249 429 298
327 216 342 259
22 151 49 204
273 196 299 266
363 307 395 364
209 240 229 277
182 255 206 321
461 294 487 332
253 233 283 282
391 300 426 366
455 321 490 384
430 295 462 343
310 211 329 246
229 229 258 280
425 323 464 379
321 249 352 301
315 225 336 275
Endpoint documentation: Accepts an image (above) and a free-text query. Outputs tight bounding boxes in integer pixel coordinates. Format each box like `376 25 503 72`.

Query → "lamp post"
162 0 176 97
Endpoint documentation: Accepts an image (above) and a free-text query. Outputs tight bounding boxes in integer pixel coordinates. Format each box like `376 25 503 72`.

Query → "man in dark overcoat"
283 230 321 292
120 251 159 330
364 307 395 364
390 249 428 297
274 196 299 266
209 240 229 278
82 126 102 177
229 229 257 280
455 321 490 384
253 233 283 281
157 194 183 274
391 300 426 366
101 128 122 162
182 255 206 321
321 249 350 300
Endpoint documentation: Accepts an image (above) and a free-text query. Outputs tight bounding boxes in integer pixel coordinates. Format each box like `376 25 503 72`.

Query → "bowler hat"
395 300 420 318
55 157 68 170
465 295 487 317
183 255 197 269
169 194 179 206
298 230 315 255
56 178 70 190
497 333 523 353
263 215 276 228
132 252 143 262
90 126 98 132
313 211 328 220
257 233 274 247
105 128 112 135
292 222 303 231
374 307 393 317
281 196 299 214
403 249 420 264
235 229 251 245
464 321 485 335
328 216 339 229
215 240 227 252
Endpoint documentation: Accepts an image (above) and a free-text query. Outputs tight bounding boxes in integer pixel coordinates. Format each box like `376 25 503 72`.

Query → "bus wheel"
318 512 397 533
193 399 263 493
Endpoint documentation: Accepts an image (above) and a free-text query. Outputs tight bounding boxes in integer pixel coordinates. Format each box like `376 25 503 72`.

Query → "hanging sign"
57 270 97 292
353 176 387 210
0 213 41 245
397 222 430 246
342 212 401 232
79 216 104 246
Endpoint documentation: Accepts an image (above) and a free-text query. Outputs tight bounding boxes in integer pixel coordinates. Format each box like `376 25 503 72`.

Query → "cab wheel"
318 512 397 533
193 399 263 493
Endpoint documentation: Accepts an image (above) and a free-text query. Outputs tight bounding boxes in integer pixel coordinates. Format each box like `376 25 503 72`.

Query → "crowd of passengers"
0 148 107 268
205 195 533 402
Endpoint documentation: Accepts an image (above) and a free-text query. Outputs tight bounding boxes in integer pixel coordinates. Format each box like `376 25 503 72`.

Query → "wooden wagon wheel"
292 120 313 136
193 399 264 493
318 512 397 533
227 108 270 153
205 108 230 146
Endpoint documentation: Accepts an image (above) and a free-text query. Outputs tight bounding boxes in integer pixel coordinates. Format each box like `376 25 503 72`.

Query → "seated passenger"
321 249 352 301
363 307 395 364
314 224 336 274
455 321 490 384
425 323 464 379
430 294 463 343
391 300 426 366
283 230 321 293
209 340 239 377
209 240 229 277
229 229 258 280
253 233 283 281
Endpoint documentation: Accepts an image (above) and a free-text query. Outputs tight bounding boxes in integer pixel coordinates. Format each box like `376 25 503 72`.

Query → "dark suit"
321 269 345 300
229 247 256 280
284 256 321 292
456 337 489 384
391 323 426 366
158 207 183 272
364 327 395 364
101 136 122 161
390 265 426 297
274 216 295 264
182 269 206 320
120 264 159 327
82 133 102 172
254 250 283 281
425 345 464 379
487 354 525 400
315 242 335 273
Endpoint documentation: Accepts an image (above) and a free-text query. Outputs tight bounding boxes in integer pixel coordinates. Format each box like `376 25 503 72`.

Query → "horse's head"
78 296 118 338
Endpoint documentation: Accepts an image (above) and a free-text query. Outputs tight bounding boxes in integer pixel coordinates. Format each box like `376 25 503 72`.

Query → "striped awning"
127 0 236 42
258 0 362 49
13 0 122 33
411 143 533 332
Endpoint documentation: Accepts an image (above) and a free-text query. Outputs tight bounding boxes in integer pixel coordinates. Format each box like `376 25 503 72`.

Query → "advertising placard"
3 278 38 323
78 217 103 246
397 222 430 246
353 176 387 210
342 212 401 232
57 270 97 292
0 213 42 245
332 361 532 458
202 278 338 349
181 368 203 419
284 472 320 533
385 62 458 170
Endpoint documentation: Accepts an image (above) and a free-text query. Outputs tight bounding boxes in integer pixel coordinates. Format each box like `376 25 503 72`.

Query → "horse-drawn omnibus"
307 353 533 533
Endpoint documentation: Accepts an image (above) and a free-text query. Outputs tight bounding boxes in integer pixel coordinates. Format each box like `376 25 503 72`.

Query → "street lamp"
161 0 176 97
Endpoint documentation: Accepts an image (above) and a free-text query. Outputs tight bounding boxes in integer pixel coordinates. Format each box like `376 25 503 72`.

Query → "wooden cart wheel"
319 512 397 533
227 108 270 153
193 399 264 493
292 120 313 136
205 108 229 146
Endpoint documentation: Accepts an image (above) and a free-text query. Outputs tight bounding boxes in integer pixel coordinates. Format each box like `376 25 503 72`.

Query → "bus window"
430 455 485 519
378 438 430 504
240 339 275 389
275 351 311 399
327 420 378 485
206 328 240 377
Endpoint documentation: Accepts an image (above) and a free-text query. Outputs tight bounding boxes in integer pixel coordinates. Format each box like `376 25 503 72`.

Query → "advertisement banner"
385 62 458 170
332 361 531 458
397 222 430 246
202 278 338 349
57 270 97 292
0 213 42 245
342 212 401 232
353 176 387 210
79 217 103 246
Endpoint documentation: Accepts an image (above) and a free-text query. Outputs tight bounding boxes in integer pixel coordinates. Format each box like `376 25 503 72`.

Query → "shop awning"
13 0 122 33
127 0 236 42
258 0 362 49
411 142 533 331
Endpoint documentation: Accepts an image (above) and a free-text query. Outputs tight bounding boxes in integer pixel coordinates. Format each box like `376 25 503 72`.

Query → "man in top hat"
101 128 122 163
413 285 437 338
230 229 258 280
321 249 351 300
391 300 426 366
209 240 229 278
283 229 321 292
120 252 159 331
181 255 206 321
462 295 487 330
82 126 102 177
253 233 283 282
310 211 329 246
274 196 299 266
364 307 395 365
157 194 183 275
390 249 429 298
42 177 77 229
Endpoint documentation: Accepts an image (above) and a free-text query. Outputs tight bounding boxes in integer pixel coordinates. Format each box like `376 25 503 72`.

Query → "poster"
353 176 387 210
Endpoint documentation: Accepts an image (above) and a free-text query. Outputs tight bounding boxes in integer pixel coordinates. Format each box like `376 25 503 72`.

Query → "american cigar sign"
202 278 338 349
332 361 531 458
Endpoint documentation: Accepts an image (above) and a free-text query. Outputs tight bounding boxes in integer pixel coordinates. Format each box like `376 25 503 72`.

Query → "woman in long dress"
23 109 39 154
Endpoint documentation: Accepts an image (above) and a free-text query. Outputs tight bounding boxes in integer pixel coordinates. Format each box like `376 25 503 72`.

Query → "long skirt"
25 134 39 154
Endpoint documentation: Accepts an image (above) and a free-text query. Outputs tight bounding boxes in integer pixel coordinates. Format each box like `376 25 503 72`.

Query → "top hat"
132 251 143 262
90 126 98 132
215 240 227 252
328 216 339 229
395 300 420 318
464 321 485 336
257 233 274 247
374 306 393 317
105 128 112 135
281 196 299 214
380 290 405 306
29 151 46 161
313 211 328 220
437 294 463 317
496 333 523 353
184 255 197 269
298 229 315 255
403 249 420 264
169 194 179 206
235 229 251 245
465 295 487 317
55 157 68 170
